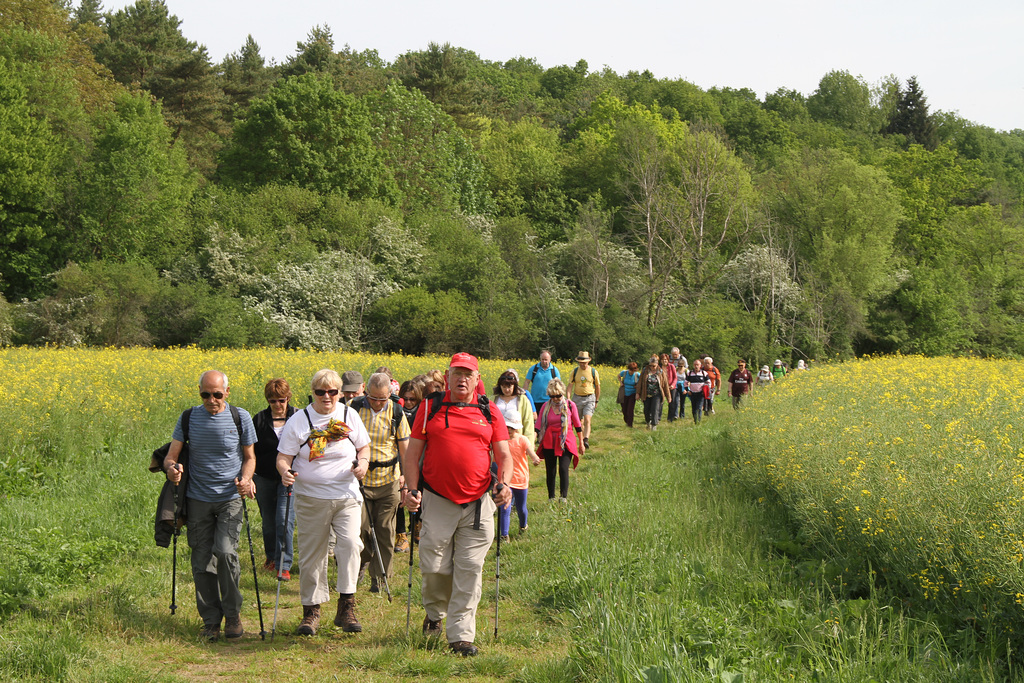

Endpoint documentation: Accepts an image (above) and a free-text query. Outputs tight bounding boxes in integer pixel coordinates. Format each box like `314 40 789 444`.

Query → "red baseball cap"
449 352 479 371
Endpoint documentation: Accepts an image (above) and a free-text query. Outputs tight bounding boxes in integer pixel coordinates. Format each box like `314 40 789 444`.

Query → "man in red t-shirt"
727 359 754 410
402 352 513 657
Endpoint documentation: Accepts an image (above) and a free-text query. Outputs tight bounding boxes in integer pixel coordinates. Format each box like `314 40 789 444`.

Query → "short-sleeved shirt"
412 392 509 504
356 399 410 488
772 366 787 380
508 434 532 489
173 405 257 503
619 370 640 396
277 404 371 500
728 369 754 395
526 363 560 405
570 365 599 397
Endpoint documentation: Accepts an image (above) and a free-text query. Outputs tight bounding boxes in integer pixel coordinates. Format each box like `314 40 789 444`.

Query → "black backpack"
422 391 493 429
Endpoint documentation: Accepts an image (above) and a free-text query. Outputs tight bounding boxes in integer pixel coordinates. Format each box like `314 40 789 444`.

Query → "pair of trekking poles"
169 469 268 638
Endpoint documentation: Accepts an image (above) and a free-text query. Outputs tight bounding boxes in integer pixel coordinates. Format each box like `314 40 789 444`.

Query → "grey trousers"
186 497 243 627
360 479 401 581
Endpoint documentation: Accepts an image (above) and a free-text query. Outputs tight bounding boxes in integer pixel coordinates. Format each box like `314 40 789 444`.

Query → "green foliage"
95 0 227 175
218 73 398 201
807 70 873 132
367 286 479 355
365 82 491 214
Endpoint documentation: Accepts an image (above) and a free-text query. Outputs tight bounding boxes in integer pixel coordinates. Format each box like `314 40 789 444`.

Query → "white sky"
102 0 1023 132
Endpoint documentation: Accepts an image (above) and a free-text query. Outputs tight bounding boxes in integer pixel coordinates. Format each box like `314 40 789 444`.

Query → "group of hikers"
616 349 805 430
155 348 804 654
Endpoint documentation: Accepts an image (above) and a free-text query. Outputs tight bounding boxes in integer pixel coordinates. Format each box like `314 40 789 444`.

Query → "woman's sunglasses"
313 388 340 397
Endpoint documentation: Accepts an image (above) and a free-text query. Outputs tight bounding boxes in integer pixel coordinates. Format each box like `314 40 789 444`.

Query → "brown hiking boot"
450 640 479 657
334 594 362 632
200 622 220 642
224 615 243 639
394 532 409 553
422 616 442 637
296 604 320 636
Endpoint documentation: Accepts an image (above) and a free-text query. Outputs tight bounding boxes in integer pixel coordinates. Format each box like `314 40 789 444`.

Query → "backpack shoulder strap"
477 394 492 423
229 404 242 433
181 407 193 444
570 367 578 383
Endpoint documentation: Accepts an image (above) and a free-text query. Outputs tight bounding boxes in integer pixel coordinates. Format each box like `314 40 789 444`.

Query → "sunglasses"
200 391 224 400
313 388 339 397
549 394 563 399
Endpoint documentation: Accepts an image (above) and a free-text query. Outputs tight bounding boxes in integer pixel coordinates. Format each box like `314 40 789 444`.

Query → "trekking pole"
406 509 417 636
359 484 393 603
493 483 504 640
271 472 294 642
241 491 266 640
170 463 181 615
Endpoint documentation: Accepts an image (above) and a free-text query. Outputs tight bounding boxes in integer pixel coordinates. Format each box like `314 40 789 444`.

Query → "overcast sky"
103 0 1023 132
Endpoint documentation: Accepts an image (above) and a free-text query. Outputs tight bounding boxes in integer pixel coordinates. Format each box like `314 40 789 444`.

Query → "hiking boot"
394 532 410 553
334 594 362 632
422 616 442 637
583 437 590 449
278 569 291 581
450 640 479 657
499 535 510 544
519 525 528 535
296 604 321 636
200 623 220 642
224 615 243 639
263 559 275 573
369 577 379 593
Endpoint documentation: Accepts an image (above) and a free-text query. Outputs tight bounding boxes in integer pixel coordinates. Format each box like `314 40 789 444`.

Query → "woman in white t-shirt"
278 369 371 637
491 369 535 448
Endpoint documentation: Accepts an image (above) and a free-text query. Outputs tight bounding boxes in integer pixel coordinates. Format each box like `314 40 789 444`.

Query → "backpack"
152 405 242 547
348 395 405 439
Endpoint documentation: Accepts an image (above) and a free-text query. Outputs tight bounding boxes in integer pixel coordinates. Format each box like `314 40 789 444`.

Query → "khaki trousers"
419 489 495 644
360 479 401 581
294 494 362 605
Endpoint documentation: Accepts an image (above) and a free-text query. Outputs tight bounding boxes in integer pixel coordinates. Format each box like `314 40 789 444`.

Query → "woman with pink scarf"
536 378 585 502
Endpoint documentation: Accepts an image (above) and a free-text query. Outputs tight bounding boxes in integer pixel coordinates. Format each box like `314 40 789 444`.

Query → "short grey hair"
199 370 228 389
367 372 392 393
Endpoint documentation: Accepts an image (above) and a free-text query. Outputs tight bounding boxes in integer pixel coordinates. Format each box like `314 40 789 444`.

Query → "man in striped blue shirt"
164 370 257 641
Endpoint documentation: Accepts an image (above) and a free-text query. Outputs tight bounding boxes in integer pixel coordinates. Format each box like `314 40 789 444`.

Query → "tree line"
1 0 1022 365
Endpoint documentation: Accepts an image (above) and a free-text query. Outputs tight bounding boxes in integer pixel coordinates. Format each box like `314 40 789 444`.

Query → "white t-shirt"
277 404 371 500
494 395 523 430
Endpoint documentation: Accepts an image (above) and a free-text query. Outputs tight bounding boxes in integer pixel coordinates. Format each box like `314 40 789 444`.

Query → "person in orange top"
703 356 721 416
497 426 540 542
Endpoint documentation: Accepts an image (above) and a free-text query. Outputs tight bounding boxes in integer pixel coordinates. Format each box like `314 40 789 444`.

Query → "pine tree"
885 76 938 150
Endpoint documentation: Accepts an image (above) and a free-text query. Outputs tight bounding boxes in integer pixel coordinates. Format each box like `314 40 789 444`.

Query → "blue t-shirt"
526 363 561 404
619 370 640 396
173 405 257 503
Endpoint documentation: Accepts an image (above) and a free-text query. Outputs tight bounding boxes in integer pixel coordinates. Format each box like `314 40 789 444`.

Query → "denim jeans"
253 473 295 571
667 383 684 421
689 392 705 423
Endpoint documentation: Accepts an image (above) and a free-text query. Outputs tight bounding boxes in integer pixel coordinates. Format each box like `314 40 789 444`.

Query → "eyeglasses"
200 391 224 400
548 394 563 399
367 394 390 403
268 398 288 404
313 388 340 397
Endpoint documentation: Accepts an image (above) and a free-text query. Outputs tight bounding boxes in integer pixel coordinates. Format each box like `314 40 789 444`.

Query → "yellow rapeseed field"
735 356 1024 629
0 346 587 454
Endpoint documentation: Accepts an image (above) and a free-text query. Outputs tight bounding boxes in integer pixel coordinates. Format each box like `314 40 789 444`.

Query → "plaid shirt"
357 400 410 487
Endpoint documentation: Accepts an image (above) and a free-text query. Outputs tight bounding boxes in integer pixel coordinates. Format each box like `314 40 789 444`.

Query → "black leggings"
542 447 572 499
